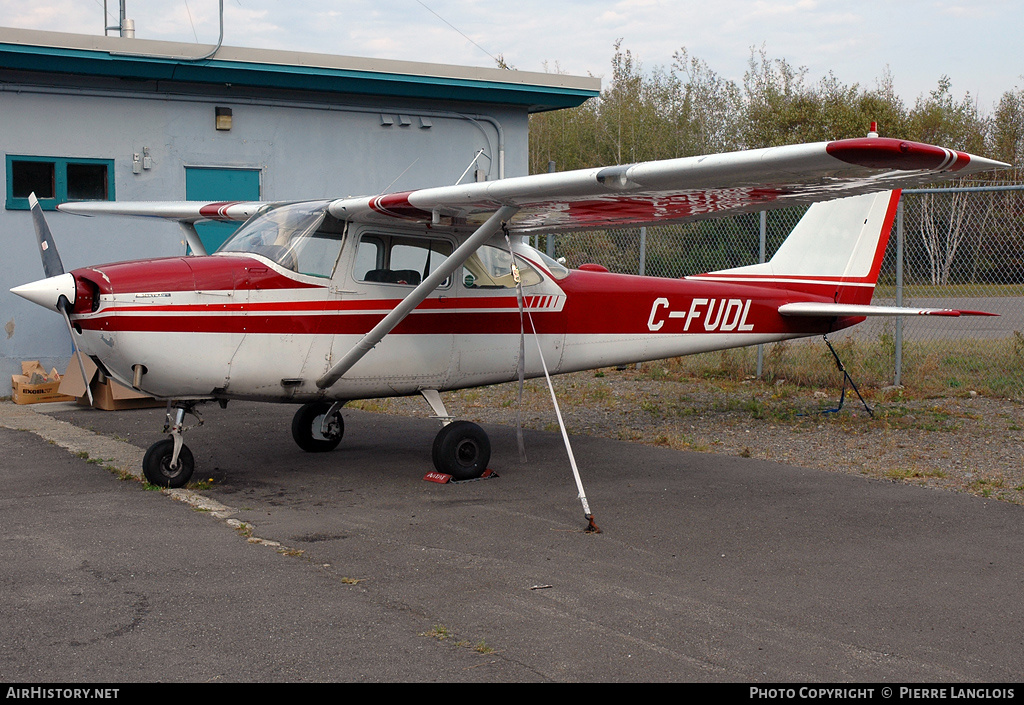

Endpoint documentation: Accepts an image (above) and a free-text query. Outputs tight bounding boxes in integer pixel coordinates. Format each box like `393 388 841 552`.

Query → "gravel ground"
352 366 1024 506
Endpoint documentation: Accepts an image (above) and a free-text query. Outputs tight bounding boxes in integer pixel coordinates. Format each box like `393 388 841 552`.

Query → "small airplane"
11 131 1008 491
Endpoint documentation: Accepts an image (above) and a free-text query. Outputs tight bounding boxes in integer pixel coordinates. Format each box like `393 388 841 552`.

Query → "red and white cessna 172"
11 134 1008 489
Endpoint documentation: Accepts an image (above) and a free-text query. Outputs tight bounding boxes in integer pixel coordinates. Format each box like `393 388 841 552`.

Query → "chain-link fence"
535 184 1024 399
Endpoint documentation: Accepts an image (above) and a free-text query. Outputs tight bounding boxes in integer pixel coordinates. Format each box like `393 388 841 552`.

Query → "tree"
991 86 1024 173
908 75 988 152
526 44 1019 288
670 48 742 155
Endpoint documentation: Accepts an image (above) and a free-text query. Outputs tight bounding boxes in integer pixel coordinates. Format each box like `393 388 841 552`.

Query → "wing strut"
316 205 519 390
179 222 208 256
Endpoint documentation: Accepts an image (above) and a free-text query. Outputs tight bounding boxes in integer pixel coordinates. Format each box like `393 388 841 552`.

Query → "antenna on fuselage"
455 149 486 185
378 158 421 196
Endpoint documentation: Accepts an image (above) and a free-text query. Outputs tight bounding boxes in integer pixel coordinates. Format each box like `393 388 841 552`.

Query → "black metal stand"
821 336 874 418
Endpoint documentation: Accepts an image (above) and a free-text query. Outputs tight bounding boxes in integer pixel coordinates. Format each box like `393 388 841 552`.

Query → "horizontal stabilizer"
778 302 998 318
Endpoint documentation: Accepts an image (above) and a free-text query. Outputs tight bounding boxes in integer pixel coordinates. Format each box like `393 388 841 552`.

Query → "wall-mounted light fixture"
215 107 233 131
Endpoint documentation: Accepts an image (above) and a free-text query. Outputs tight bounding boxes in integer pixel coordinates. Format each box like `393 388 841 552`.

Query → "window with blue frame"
5 156 115 210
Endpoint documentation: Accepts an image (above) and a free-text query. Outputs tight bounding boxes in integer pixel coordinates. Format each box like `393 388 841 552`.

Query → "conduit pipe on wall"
0 83 506 181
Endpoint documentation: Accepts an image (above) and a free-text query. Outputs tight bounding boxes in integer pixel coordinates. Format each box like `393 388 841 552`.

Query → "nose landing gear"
142 401 203 488
142 438 195 488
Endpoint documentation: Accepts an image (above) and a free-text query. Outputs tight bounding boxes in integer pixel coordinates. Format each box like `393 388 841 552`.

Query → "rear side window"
462 245 543 288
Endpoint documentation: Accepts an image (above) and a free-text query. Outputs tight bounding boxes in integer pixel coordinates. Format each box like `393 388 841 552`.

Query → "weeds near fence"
641 334 1024 400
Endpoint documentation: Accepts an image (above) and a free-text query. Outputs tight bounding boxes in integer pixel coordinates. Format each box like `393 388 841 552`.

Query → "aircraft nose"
10 272 76 312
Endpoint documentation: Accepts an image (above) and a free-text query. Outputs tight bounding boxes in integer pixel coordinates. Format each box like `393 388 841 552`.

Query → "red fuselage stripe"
71 255 859 338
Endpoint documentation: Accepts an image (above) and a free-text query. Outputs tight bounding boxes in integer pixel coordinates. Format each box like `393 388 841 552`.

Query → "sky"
1 0 1021 113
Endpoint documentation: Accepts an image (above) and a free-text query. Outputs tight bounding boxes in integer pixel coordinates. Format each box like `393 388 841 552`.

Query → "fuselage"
62 226 852 404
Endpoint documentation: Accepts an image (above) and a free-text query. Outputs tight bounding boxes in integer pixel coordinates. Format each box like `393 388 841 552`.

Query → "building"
0 27 599 379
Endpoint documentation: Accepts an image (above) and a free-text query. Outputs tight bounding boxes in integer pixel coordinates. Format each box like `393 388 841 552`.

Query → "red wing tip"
826 137 968 171
925 310 999 317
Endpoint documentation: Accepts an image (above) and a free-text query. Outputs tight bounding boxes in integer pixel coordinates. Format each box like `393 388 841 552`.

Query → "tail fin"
698 190 900 305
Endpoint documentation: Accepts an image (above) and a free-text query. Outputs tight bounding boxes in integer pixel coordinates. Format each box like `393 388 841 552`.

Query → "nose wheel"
143 401 203 488
143 438 195 488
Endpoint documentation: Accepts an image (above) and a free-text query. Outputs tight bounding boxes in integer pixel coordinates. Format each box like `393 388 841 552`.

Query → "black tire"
432 421 491 481
142 438 195 488
291 402 344 452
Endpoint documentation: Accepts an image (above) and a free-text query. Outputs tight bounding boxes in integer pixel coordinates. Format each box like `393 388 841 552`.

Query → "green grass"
640 334 1024 401
885 467 948 481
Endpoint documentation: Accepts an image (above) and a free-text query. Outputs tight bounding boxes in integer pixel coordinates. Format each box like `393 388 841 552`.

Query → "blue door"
185 167 261 253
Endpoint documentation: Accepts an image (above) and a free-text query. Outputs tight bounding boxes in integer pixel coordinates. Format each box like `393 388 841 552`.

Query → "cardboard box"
11 360 76 405
58 357 165 411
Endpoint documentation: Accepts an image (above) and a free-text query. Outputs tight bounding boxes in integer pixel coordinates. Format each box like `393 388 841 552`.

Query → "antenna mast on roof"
101 0 225 60
103 0 135 38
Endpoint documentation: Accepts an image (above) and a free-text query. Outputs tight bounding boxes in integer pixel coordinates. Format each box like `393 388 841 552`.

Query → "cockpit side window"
293 223 346 279
354 233 453 287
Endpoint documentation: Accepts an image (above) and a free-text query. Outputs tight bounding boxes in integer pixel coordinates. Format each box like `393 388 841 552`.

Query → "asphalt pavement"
2 398 1023 683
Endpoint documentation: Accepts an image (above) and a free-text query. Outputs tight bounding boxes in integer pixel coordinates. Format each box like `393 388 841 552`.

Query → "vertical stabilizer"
697 190 901 304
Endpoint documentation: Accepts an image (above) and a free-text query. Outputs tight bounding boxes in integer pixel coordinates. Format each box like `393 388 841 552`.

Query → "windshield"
217 201 345 278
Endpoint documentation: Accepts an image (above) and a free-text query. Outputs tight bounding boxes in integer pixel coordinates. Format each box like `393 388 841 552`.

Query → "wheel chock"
423 469 498 484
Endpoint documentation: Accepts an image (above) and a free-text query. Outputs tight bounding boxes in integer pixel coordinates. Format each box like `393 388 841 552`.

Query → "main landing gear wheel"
292 402 345 452
142 438 195 488
432 421 491 481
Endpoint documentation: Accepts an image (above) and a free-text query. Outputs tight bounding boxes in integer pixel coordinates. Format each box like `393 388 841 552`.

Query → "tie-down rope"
503 226 600 533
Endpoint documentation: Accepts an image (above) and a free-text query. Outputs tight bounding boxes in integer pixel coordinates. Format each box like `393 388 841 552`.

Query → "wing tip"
826 137 970 171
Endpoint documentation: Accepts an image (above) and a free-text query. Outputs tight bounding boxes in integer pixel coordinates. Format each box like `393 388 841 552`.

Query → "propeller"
30 193 66 279
26 193 93 405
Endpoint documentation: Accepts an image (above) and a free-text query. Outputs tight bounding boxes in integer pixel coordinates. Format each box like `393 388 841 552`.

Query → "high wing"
59 200 268 222
57 200 271 255
53 135 1007 385
58 137 1009 233
325 137 1010 232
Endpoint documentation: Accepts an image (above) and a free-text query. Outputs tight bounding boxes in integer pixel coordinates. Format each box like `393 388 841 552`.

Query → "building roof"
0 27 600 112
